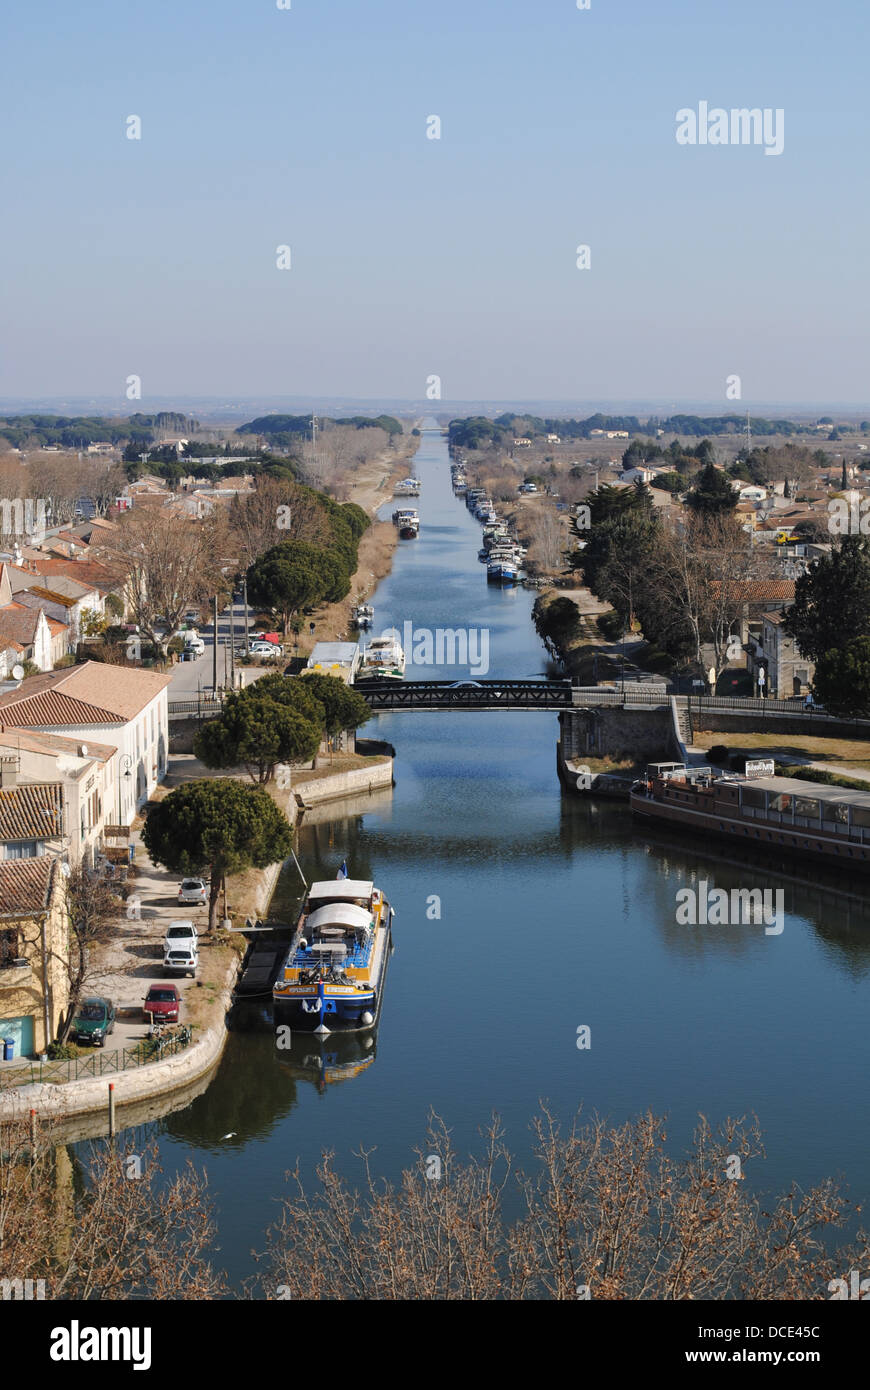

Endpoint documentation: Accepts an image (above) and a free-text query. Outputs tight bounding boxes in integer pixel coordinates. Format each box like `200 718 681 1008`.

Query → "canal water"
117 423 870 1289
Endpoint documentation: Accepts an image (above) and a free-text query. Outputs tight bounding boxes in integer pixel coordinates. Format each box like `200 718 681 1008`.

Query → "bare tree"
229 477 330 568
0 1123 226 1299
26 453 90 528
50 867 119 1044
79 456 127 517
255 1108 868 1301
106 509 223 657
529 508 568 574
652 514 764 683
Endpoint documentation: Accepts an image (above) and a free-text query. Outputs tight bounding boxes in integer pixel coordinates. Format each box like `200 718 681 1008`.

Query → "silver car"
163 920 199 977
177 877 207 906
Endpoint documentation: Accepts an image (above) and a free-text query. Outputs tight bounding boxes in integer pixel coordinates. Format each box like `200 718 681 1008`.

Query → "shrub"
597 610 626 641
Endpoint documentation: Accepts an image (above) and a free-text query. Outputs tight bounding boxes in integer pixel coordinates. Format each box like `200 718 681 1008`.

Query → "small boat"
357 635 406 681
351 603 374 629
483 530 511 550
393 477 421 496
273 877 393 1033
392 507 419 538
487 559 518 583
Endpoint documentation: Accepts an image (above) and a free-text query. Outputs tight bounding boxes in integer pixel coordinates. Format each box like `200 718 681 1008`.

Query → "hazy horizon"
4 0 868 407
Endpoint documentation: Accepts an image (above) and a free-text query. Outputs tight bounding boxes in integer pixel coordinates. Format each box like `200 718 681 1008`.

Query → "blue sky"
3 0 868 406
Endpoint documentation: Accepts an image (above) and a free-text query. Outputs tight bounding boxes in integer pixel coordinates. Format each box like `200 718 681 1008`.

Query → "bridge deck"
356 679 574 710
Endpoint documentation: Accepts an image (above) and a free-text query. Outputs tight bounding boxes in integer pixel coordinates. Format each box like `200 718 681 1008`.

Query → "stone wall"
0 957 239 1121
559 708 675 762
692 710 870 741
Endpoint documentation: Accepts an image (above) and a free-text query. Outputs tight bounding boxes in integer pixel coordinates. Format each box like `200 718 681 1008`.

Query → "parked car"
70 996 116 1047
249 641 281 657
162 921 199 977
177 877 208 906
143 984 180 1023
184 636 205 657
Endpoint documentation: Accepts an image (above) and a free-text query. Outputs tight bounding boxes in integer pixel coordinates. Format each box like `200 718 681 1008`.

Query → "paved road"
168 601 283 697
87 830 211 1050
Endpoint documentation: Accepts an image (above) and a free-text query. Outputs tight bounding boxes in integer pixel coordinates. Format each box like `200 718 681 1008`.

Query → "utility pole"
242 574 250 654
229 598 235 688
212 595 218 691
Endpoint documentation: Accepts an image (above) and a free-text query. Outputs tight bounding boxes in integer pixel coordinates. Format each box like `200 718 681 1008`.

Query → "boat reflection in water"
275 1028 378 1095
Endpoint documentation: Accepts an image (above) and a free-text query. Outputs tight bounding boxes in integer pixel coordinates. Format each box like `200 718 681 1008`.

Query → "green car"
70 996 116 1047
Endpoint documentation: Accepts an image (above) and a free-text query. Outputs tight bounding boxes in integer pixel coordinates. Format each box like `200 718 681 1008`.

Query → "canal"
107 422 870 1289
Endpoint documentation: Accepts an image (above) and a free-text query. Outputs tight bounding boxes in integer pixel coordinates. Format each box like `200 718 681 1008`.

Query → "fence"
0 1031 193 1090
569 687 870 730
168 696 225 721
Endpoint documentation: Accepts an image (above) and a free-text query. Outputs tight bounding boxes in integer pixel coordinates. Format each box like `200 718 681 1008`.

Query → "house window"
0 928 21 965
5 840 41 859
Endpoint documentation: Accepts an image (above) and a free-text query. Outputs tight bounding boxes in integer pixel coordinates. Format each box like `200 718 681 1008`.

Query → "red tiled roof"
711 580 795 602
0 783 64 843
0 604 42 646
0 856 55 918
21 586 78 609
24 558 119 594
0 660 171 727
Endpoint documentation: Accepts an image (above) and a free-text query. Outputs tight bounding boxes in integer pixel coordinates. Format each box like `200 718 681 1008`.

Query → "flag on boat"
336 860 348 879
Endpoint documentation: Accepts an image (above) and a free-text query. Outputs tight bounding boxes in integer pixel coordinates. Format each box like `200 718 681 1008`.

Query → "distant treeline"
237 413 403 446
124 451 301 486
448 412 866 450
0 412 199 450
124 440 251 465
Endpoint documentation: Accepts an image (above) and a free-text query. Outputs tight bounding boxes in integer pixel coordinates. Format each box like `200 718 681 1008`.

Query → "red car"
143 984 181 1023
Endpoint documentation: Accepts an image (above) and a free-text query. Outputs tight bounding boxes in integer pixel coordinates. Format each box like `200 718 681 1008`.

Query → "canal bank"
0 754 393 1121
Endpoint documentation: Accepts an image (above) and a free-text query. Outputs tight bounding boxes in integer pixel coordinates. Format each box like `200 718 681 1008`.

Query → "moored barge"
630 762 870 871
273 878 393 1033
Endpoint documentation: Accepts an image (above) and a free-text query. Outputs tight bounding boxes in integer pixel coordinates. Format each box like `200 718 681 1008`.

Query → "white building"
0 728 117 868
0 662 172 826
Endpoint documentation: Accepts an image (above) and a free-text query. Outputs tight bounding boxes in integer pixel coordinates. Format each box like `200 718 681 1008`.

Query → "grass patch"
697 732 870 764
774 764 870 792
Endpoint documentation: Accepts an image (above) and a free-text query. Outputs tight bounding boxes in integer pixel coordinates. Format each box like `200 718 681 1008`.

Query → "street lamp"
117 754 133 828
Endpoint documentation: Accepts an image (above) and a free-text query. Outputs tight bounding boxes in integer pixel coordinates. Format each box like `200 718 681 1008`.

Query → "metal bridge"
169 683 870 734
356 679 576 711
355 681 870 733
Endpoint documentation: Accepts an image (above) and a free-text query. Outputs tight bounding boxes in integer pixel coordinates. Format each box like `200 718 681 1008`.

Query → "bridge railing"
357 679 575 709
